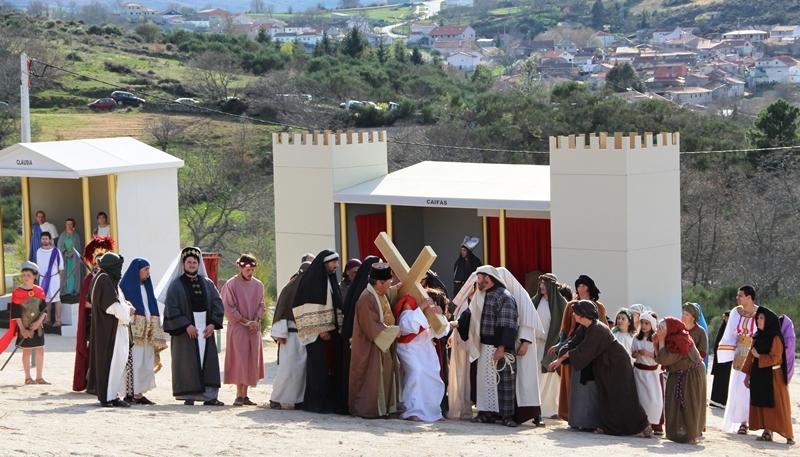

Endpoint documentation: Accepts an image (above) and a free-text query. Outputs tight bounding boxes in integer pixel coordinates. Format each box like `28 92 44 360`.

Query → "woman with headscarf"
531 273 567 419
629 304 646 330
742 307 794 445
710 311 732 408
550 274 607 422
549 300 651 436
681 302 709 369
653 317 706 444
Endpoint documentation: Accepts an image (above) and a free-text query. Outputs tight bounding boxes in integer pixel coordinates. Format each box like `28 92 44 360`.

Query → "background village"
26 0 800 109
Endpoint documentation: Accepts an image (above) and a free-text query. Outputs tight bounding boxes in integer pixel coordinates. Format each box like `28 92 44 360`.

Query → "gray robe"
162 276 224 397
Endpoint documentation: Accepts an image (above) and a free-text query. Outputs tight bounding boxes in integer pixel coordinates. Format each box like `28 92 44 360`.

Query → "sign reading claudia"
16 159 33 166
426 199 447 206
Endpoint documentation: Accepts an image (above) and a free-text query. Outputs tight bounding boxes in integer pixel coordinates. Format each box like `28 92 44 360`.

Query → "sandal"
203 399 225 406
242 397 257 406
35 378 51 385
642 425 653 438
269 400 282 410
53 321 61 327
593 428 605 435
737 424 749 435
500 416 518 428
788 439 795 445
756 431 773 442
470 413 494 424
233 396 244 406
25 378 35 385
183 400 195 405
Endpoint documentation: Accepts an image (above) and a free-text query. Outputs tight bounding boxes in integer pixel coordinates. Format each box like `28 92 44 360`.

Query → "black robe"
87 272 122 403
162 275 224 397
710 317 732 406
562 320 649 435
453 251 481 297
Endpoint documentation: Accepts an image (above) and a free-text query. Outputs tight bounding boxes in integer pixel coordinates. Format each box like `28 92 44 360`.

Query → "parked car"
111 91 145 107
175 98 198 104
87 98 116 110
340 100 380 110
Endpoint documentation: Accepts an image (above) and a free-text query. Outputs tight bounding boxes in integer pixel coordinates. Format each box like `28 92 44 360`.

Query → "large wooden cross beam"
374 232 448 334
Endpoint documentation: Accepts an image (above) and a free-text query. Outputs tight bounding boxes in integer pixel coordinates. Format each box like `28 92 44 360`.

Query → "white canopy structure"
0 137 184 335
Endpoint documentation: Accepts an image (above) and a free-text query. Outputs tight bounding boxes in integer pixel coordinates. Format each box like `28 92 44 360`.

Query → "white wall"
116 168 181 282
273 131 388 292
549 133 682 319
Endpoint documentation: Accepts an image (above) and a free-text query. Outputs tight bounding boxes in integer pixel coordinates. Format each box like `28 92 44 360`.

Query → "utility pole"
20 52 31 143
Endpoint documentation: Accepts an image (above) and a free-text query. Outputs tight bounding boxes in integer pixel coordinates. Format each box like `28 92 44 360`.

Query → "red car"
88 98 116 110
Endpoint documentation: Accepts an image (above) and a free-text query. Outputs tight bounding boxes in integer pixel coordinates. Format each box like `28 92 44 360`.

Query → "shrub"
104 60 133 74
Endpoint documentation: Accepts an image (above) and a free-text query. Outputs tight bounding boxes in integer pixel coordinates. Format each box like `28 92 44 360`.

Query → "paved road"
378 0 443 38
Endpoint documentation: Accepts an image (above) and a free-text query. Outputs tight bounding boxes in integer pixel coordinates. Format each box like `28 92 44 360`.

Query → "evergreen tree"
605 62 646 92
591 0 605 30
639 10 649 30
392 39 408 63
256 27 272 45
341 27 366 58
746 99 800 149
314 31 335 56
411 47 423 65
377 39 388 64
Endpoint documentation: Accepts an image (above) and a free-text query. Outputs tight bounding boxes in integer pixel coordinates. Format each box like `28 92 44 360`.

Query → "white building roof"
0 137 184 178
334 161 550 210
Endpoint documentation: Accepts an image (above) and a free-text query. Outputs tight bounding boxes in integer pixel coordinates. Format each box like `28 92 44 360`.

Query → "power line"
26 57 800 158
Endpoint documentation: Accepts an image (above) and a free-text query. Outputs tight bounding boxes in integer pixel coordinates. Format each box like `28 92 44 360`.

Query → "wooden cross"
374 232 448 334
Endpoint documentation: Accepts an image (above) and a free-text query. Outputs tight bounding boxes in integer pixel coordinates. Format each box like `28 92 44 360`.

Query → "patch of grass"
489 7 521 15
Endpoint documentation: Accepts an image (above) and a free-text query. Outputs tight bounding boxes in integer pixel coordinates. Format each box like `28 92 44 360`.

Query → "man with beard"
453 236 481 297
158 247 225 406
88 252 134 407
36 232 64 326
292 249 342 413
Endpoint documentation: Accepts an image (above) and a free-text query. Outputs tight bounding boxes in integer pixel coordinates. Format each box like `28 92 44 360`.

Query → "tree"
340 27 366 58
144 115 185 151
605 62 646 92
470 64 494 91
639 10 649 30
411 47 423 65
187 51 240 101
80 0 109 24
392 39 408 63
250 0 265 13
0 105 18 149
27 0 48 17
746 98 800 149
256 27 272 45
266 3 275 17
376 39 388 64
134 22 160 43
591 0 604 29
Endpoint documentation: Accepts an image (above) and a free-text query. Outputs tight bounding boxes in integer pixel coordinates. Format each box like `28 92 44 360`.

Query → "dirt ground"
0 328 797 457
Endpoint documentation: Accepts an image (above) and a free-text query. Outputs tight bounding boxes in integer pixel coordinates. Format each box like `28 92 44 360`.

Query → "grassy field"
489 7 522 16
250 4 421 23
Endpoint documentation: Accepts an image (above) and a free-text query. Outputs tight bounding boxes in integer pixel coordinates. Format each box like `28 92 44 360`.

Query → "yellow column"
499 209 506 267
107 174 119 251
339 203 347 270
385 204 393 240
81 177 91 242
482 216 488 263
0 198 5 295
21 177 31 261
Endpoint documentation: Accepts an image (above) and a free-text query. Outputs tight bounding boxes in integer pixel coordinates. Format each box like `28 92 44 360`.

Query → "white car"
175 98 198 104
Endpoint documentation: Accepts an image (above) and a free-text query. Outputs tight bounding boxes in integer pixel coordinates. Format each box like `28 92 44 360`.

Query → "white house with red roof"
446 51 483 71
592 30 615 47
541 50 574 64
753 55 799 84
429 25 475 42
120 2 157 20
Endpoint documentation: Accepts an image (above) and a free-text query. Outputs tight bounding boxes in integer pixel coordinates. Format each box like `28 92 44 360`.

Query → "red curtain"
487 217 551 285
355 213 387 259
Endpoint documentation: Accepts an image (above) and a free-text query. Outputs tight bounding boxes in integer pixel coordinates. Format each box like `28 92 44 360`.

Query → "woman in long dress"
550 300 652 437
654 317 706 444
58 218 83 296
632 312 664 435
681 302 709 368
742 307 794 445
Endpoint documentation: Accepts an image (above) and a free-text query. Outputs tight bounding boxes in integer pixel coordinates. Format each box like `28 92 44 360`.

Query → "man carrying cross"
348 262 401 418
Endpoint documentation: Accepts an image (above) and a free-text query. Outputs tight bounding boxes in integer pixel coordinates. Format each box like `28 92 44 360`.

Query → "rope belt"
493 352 516 386
674 361 703 409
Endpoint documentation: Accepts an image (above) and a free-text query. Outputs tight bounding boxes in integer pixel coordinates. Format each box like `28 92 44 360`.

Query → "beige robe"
348 285 400 418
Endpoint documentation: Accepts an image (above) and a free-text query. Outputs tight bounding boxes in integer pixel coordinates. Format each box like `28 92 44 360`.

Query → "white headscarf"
629 304 646 315
154 248 209 307
639 312 658 330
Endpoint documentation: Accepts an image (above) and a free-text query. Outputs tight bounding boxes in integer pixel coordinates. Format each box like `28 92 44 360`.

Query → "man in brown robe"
349 262 401 418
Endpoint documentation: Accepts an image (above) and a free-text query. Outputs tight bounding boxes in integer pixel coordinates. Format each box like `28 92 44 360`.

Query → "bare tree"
144 115 185 151
27 0 48 17
186 51 240 101
80 0 109 24
266 3 275 17
250 0 265 13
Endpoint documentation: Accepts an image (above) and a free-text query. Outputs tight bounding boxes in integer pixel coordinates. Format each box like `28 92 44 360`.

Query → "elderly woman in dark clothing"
549 300 652 437
653 317 706 444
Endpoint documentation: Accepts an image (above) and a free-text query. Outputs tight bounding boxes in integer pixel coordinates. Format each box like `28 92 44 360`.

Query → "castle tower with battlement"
273 130 387 287
549 132 682 318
